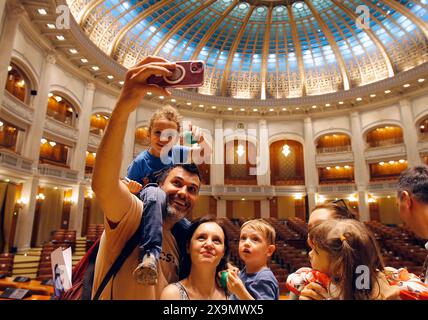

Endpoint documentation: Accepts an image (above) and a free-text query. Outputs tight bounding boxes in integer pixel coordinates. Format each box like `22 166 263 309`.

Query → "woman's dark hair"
313 202 358 221
179 216 230 284
308 219 384 300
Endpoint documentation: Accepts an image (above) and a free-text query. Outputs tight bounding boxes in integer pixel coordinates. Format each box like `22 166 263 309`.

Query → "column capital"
350 110 360 119
45 53 57 65
85 81 96 91
258 119 267 127
214 118 223 129
304 116 312 124
399 99 411 108
7 2 25 18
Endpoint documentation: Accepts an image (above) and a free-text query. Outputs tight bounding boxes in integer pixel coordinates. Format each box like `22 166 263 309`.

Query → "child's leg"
134 185 167 284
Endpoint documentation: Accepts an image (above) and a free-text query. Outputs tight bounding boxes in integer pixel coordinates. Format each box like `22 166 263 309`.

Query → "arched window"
5 63 29 103
0 119 23 153
46 93 78 126
270 140 305 185
369 159 408 181
316 133 352 153
85 150 96 176
318 165 354 184
90 113 110 135
417 117 428 140
39 138 70 167
224 139 257 185
366 125 403 148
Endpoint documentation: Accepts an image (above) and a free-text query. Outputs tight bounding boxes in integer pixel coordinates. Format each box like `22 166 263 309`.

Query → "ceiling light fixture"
282 144 291 157
236 144 245 157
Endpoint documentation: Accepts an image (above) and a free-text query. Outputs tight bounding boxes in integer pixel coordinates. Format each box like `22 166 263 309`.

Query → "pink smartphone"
147 60 205 88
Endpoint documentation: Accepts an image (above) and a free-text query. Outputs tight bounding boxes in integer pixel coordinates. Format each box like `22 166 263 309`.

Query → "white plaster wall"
412 94 428 124
360 105 402 134
13 26 44 79
183 116 214 134
267 120 304 141
223 120 258 140
313 116 351 140
92 90 117 113
0 1 6 36
49 66 85 107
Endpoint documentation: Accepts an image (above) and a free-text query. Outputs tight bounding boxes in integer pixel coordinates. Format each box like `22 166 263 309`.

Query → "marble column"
399 99 422 167
357 188 370 222
211 118 224 185
71 82 95 178
257 119 270 185
303 117 318 213
350 111 370 221
69 183 87 237
15 176 39 252
0 2 25 111
260 199 270 218
216 199 226 218
22 54 57 163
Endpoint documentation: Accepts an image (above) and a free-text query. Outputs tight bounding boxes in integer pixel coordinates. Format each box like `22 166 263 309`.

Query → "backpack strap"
92 225 141 300
81 238 100 300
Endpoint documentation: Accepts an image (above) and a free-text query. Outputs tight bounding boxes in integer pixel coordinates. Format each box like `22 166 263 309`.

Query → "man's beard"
164 197 191 221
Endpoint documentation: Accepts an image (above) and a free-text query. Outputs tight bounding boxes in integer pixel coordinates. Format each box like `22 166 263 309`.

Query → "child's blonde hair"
309 219 385 300
149 105 182 133
240 219 276 245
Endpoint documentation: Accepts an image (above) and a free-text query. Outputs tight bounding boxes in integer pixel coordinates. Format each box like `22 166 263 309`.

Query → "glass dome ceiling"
67 0 428 99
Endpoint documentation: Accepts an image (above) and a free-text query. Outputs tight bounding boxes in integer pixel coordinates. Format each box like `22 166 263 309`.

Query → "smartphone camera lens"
191 66 197 72
197 62 203 68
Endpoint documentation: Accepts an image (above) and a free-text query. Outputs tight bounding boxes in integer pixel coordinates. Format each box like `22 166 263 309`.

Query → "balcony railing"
2 91 34 125
38 164 79 182
367 137 404 148
0 148 33 173
419 132 428 141
316 145 352 154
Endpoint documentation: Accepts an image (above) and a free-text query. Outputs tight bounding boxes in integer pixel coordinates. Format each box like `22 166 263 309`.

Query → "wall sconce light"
49 141 56 147
16 198 27 209
294 193 303 200
316 195 326 203
36 193 45 201
348 195 358 202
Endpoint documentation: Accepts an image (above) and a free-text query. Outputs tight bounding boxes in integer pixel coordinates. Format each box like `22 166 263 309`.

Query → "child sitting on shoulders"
124 106 208 286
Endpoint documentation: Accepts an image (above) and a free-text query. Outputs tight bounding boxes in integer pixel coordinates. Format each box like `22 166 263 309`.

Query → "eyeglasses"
332 199 349 211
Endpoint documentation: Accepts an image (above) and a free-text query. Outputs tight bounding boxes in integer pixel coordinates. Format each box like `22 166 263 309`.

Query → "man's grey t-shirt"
230 267 279 300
